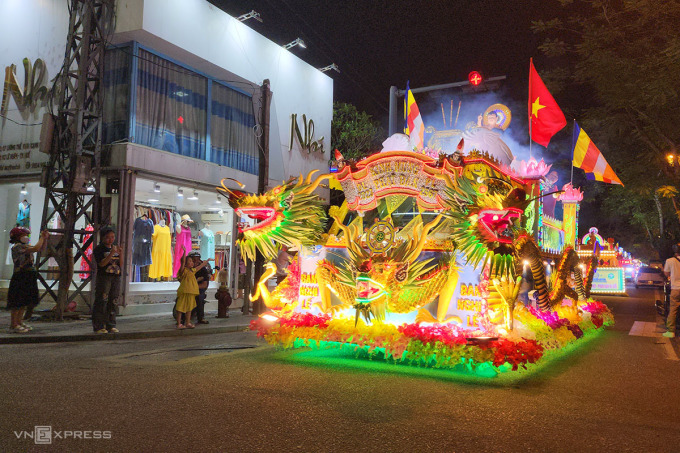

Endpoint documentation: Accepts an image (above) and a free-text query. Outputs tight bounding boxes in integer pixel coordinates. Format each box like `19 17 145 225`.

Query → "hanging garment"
16 202 30 227
132 216 154 266
79 224 94 279
199 228 215 261
172 224 193 278
149 224 173 279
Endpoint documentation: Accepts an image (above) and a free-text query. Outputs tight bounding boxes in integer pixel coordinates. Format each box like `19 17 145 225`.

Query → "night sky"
209 0 566 124
210 1 582 180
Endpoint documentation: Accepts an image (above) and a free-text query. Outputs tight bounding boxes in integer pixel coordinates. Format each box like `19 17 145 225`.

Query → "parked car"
635 266 666 288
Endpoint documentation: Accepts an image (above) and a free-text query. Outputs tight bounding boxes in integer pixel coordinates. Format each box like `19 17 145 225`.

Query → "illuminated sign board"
590 267 626 294
296 245 327 311
335 151 527 213
443 252 488 330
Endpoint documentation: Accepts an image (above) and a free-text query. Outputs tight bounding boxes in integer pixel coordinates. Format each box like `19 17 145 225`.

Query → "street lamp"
283 38 306 50
236 10 262 22
667 153 676 166
319 63 340 73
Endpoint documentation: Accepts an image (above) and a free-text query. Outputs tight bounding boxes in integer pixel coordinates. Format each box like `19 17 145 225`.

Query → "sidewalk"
0 309 256 345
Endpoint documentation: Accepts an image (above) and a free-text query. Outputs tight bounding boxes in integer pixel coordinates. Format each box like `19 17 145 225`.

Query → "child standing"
175 248 211 329
215 268 232 318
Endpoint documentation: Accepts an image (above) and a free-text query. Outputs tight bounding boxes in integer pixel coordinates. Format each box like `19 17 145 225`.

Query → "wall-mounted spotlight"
319 63 340 73
283 38 306 50
154 183 161 193
177 188 184 198
20 184 27 195
188 190 199 201
237 10 262 22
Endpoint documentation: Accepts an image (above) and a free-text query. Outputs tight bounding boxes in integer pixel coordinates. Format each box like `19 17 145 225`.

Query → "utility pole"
36 0 114 320
248 79 271 316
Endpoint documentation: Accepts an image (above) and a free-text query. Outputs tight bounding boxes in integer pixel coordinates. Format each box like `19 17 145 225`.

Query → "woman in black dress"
7 227 49 333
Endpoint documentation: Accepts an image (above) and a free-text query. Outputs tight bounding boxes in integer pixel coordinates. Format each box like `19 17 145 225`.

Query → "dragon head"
444 175 529 278
216 171 331 262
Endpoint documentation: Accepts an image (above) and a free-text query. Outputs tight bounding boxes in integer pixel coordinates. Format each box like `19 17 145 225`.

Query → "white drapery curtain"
210 82 258 174
135 50 207 159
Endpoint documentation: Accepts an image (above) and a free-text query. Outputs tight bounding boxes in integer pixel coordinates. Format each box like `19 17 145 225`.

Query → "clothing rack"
132 204 180 282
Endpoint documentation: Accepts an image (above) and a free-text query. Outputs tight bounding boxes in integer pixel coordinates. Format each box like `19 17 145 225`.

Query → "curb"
0 323 252 345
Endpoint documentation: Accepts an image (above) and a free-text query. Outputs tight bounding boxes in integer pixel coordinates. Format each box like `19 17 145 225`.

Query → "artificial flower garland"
250 299 614 374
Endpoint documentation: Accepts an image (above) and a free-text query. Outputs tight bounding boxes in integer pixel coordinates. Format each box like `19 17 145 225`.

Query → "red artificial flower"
488 338 544 371
591 315 603 329
397 323 467 347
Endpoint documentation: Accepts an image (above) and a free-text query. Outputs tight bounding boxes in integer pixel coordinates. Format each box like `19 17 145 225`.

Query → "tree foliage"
533 0 680 258
331 102 383 160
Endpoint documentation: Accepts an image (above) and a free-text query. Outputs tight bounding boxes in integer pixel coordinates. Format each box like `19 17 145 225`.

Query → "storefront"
0 0 333 312
124 176 238 308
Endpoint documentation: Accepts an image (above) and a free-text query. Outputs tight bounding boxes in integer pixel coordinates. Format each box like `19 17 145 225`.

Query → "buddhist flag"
405 81 425 151
572 121 623 186
528 58 566 147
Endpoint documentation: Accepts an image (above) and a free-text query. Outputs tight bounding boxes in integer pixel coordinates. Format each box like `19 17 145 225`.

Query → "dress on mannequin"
199 227 215 261
149 222 172 279
132 215 154 266
79 224 94 279
16 201 30 227
173 222 193 278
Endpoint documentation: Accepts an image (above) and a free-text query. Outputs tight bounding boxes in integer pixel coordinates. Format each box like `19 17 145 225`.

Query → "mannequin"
172 214 194 278
149 218 172 279
132 214 154 267
198 220 215 262
16 200 30 227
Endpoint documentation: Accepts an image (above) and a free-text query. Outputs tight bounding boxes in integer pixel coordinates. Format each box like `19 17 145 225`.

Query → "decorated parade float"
222 102 614 378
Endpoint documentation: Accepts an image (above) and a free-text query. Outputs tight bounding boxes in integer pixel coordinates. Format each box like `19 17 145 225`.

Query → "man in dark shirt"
190 251 212 324
92 227 121 333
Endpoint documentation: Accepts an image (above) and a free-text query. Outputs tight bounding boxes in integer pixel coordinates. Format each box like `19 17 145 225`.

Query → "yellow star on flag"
531 97 545 118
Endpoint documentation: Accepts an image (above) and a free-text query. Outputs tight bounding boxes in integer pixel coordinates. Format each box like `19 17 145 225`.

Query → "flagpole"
528 59 533 160
529 118 533 160
570 120 576 185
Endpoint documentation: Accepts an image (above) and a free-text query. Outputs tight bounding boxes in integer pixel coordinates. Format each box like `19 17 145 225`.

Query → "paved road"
1 286 679 452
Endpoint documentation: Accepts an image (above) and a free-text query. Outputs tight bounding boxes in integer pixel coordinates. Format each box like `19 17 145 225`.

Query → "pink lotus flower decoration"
421 147 441 159
506 157 552 178
557 183 584 202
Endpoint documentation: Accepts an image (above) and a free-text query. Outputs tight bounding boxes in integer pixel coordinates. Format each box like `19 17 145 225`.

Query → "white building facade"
0 0 333 311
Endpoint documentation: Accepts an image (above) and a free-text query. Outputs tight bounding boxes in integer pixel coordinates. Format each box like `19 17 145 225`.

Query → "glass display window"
131 178 235 286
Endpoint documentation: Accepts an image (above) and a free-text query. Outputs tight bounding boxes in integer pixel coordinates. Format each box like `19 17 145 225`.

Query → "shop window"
210 82 258 175
102 47 131 144
135 50 207 160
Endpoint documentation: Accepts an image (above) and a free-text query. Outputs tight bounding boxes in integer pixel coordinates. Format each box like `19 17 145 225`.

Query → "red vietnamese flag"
528 58 567 147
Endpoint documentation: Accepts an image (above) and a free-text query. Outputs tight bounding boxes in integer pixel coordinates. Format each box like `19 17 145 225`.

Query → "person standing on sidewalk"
190 251 212 324
662 244 680 338
7 228 49 333
92 228 122 334
175 247 210 329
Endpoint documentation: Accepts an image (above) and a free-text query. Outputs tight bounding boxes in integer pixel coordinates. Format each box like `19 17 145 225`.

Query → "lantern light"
468 71 483 86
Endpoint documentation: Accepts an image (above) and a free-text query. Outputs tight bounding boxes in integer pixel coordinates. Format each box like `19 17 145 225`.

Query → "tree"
532 0 680 256
331 102 383 160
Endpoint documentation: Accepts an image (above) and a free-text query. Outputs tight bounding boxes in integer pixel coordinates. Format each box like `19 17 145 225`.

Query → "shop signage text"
290 113 324 154
0 142 44 172
2 58 50 119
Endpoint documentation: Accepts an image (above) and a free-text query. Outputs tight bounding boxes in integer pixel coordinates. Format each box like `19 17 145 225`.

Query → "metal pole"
388 85 398 136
